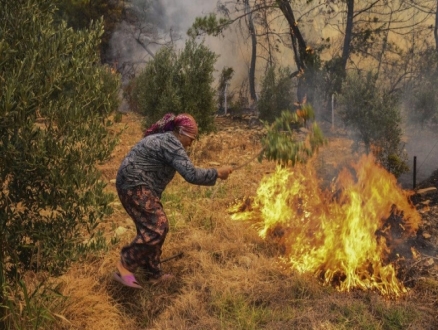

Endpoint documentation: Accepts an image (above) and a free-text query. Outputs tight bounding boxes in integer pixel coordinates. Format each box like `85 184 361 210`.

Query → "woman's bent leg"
117 186 169 277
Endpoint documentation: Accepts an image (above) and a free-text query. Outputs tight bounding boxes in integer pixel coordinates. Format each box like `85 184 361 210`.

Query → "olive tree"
0 0 120 289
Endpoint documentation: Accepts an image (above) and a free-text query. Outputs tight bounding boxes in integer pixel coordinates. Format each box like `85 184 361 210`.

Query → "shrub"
0 0 120 284
337 71 408 177
130 39 218 134
258 66 296 123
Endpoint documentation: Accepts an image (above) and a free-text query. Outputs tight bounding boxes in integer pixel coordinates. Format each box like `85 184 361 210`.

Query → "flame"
230 154 421 297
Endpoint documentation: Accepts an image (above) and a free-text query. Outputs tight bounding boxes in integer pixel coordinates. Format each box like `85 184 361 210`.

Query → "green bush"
337 71 408 177
0 0 120 284
130 39 218 134
258 66 296 123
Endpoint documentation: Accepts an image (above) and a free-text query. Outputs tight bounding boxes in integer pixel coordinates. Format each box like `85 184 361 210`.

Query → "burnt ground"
410 167 438 252
383 171 438 293
408 169 438 268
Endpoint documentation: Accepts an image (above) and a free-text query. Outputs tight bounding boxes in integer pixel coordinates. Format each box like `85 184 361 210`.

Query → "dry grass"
31 112 437 329
49 260 137 330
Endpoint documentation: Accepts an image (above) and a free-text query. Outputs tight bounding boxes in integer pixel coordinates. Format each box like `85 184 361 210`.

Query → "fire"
230 154 422 297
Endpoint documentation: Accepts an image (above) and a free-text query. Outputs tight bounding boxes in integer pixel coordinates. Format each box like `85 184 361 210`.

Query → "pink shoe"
113 272 142 289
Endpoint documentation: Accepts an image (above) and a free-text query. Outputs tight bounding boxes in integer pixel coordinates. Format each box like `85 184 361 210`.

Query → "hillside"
49 112 438 330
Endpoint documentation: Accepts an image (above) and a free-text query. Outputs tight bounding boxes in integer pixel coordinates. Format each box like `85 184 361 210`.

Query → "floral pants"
117 185 169 278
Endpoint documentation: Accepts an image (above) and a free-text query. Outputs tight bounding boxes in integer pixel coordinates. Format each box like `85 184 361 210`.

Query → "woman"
113 113 233 288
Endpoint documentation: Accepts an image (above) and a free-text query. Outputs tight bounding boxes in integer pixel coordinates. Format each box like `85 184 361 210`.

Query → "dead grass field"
44 112 438 330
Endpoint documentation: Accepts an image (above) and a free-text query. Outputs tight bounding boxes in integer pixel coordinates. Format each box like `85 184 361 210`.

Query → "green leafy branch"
258 104 326 166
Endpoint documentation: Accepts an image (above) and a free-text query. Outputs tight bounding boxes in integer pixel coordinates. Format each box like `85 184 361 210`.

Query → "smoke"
157 0 215 32
109 1 204 79
398 123 438 189
162 0 267 91
109 0 280 100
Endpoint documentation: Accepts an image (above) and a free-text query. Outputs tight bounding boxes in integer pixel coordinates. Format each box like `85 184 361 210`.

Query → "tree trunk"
341 0 354 71
435 0 438 51
276 0 309 103
244 0 257 101
276 0 307 71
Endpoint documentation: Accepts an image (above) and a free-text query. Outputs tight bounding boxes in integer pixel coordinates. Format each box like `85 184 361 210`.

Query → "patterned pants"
116 185 169 278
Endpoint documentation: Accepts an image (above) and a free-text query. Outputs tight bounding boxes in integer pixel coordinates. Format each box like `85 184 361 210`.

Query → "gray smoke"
109 0 218 82
398 124 438 189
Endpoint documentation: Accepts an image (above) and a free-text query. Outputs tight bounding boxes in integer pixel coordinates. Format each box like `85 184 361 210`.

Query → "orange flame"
230 154 421 297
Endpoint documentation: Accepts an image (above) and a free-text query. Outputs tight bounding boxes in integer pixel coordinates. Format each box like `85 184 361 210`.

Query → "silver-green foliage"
338 71 408 177
0 0 120 282
131 39 218 134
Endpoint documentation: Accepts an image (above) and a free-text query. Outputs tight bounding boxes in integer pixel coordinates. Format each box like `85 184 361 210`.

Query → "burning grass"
14 112 438 329
229 154 421 298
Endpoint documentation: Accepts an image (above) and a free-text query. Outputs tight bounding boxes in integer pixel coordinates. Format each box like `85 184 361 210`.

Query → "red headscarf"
175 113 198 139
143 113 198 139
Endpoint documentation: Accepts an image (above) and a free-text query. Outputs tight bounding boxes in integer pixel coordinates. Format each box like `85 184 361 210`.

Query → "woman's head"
174 113 198 148
143 112 199 147
174 113 198 140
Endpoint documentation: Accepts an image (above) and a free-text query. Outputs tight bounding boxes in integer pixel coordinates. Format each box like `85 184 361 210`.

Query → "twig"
160 252 184 264
210 148 265 201
232 147 265 171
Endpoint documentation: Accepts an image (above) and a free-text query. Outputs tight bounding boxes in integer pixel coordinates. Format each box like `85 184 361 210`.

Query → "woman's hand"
216 166 233 180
